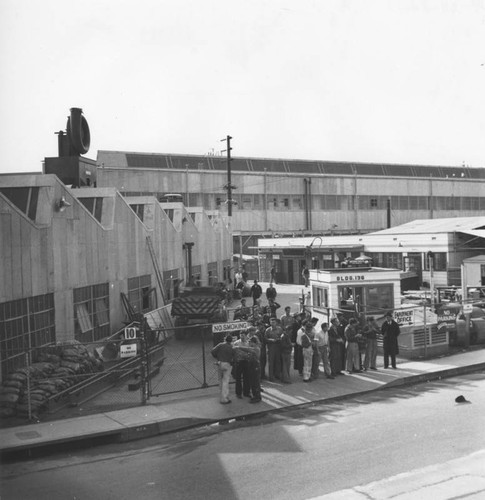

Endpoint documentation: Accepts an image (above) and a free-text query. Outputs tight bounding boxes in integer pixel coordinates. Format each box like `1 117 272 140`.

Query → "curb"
122 362 485 440
2 363 484 459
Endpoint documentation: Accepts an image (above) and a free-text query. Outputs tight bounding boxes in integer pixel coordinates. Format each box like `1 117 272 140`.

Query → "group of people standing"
211 282 401 404
211 330 263 404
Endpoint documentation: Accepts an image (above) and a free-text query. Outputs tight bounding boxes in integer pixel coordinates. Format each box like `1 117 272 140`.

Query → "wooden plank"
0 213 12 302
41 227 53 291
20 219 32 297
29 228 41 295
52 218 65 292
10 212 22 297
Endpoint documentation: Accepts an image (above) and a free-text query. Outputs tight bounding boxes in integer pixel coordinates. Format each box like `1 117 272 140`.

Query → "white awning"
457 230 485 239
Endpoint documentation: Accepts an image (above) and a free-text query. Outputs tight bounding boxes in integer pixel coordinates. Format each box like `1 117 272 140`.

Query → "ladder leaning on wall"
146 235 167 306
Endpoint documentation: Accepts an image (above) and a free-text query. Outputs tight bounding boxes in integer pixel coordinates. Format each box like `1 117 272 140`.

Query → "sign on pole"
124 327 138 340
120 343 138 358
393 309 414 326
212 321 250 334
463 303 473 314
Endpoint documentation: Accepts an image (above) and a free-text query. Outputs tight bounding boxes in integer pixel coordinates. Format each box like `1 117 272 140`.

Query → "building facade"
257 217 485 288
0 172 232 380
96 151 485 256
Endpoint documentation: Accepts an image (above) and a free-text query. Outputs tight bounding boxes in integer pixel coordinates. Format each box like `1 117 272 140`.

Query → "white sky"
1 0 484 173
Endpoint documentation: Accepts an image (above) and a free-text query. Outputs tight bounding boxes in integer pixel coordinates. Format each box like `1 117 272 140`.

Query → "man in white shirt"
314 322 335 379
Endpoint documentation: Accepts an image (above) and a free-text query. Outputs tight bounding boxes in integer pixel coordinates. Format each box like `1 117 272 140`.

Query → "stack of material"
0 342 103 420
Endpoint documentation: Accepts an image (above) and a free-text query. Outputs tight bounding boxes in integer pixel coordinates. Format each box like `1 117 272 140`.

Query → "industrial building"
2 105 485 381
96 150 485 257
0 169 232 382
257 217 485 287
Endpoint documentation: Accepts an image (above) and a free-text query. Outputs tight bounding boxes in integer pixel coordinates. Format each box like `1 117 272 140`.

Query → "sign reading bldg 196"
336 275 365 282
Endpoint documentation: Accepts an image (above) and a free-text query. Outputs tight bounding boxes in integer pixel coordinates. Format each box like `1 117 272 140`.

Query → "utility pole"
221 135 236 273
221 135 236 216
387 198 391 228
183 242 194 285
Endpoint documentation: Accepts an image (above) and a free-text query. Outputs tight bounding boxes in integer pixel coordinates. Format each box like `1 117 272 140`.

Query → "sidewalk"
1 347 484 457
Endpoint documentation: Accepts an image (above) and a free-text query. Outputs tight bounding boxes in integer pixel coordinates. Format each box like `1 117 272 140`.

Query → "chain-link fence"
0 317 246 427
1 296 482 428
0 321 165 426
149 323 220 397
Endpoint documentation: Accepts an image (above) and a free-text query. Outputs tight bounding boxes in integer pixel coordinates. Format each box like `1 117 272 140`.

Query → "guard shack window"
338 284 393 315
312 285 329 309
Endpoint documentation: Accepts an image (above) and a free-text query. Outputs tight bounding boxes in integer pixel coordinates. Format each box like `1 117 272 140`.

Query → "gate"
149 323 220 397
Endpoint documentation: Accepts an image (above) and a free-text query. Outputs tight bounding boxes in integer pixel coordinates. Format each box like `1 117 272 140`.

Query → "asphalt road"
2 372 484 500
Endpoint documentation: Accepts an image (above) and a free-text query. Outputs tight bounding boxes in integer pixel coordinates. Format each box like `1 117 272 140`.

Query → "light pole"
426 251 434 355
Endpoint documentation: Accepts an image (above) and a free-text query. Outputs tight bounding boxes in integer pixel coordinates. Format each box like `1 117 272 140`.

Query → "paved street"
2 372 484 500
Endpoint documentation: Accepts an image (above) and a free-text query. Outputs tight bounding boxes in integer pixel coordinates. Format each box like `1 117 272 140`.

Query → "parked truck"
171 286 228 340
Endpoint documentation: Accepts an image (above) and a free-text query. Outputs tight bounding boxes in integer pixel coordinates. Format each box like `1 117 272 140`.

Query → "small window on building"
280 197 290 209
128 275 153 313
208 262 218 286
80 197 103 223
163 269 179 301
312 286 328 308
73 283 110 342
365 285 394 313
0 294 55 379
130 204 144 222
242 196 252 210
0 187 40 222
267 197 278 210
370 198 378 208
164 209 174 223
325 195 338 210
425 252 447 271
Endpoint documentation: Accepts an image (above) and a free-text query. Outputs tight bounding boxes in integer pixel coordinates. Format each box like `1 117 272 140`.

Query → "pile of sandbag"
0 341 103 420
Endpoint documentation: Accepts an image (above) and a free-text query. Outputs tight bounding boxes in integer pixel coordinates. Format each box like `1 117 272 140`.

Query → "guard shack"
309 266 451 359
309 267 401 323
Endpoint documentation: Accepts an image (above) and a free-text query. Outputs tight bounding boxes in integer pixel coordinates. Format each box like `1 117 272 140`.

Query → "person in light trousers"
363 316 379 370
315 322 335 379
211 334 234 404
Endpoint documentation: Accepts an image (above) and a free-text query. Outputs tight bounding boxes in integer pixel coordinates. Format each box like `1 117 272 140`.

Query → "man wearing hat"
381 312 400 369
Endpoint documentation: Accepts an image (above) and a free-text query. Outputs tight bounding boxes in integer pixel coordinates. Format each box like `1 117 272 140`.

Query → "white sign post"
120 343 138 358
212 321 250 334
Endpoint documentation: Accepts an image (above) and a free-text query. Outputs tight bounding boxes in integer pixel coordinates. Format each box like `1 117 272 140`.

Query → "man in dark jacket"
265 283 277 301
381 312 400 369
234 332 262 403
250 280 263 306
265 298 281 319
265 317 283 381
